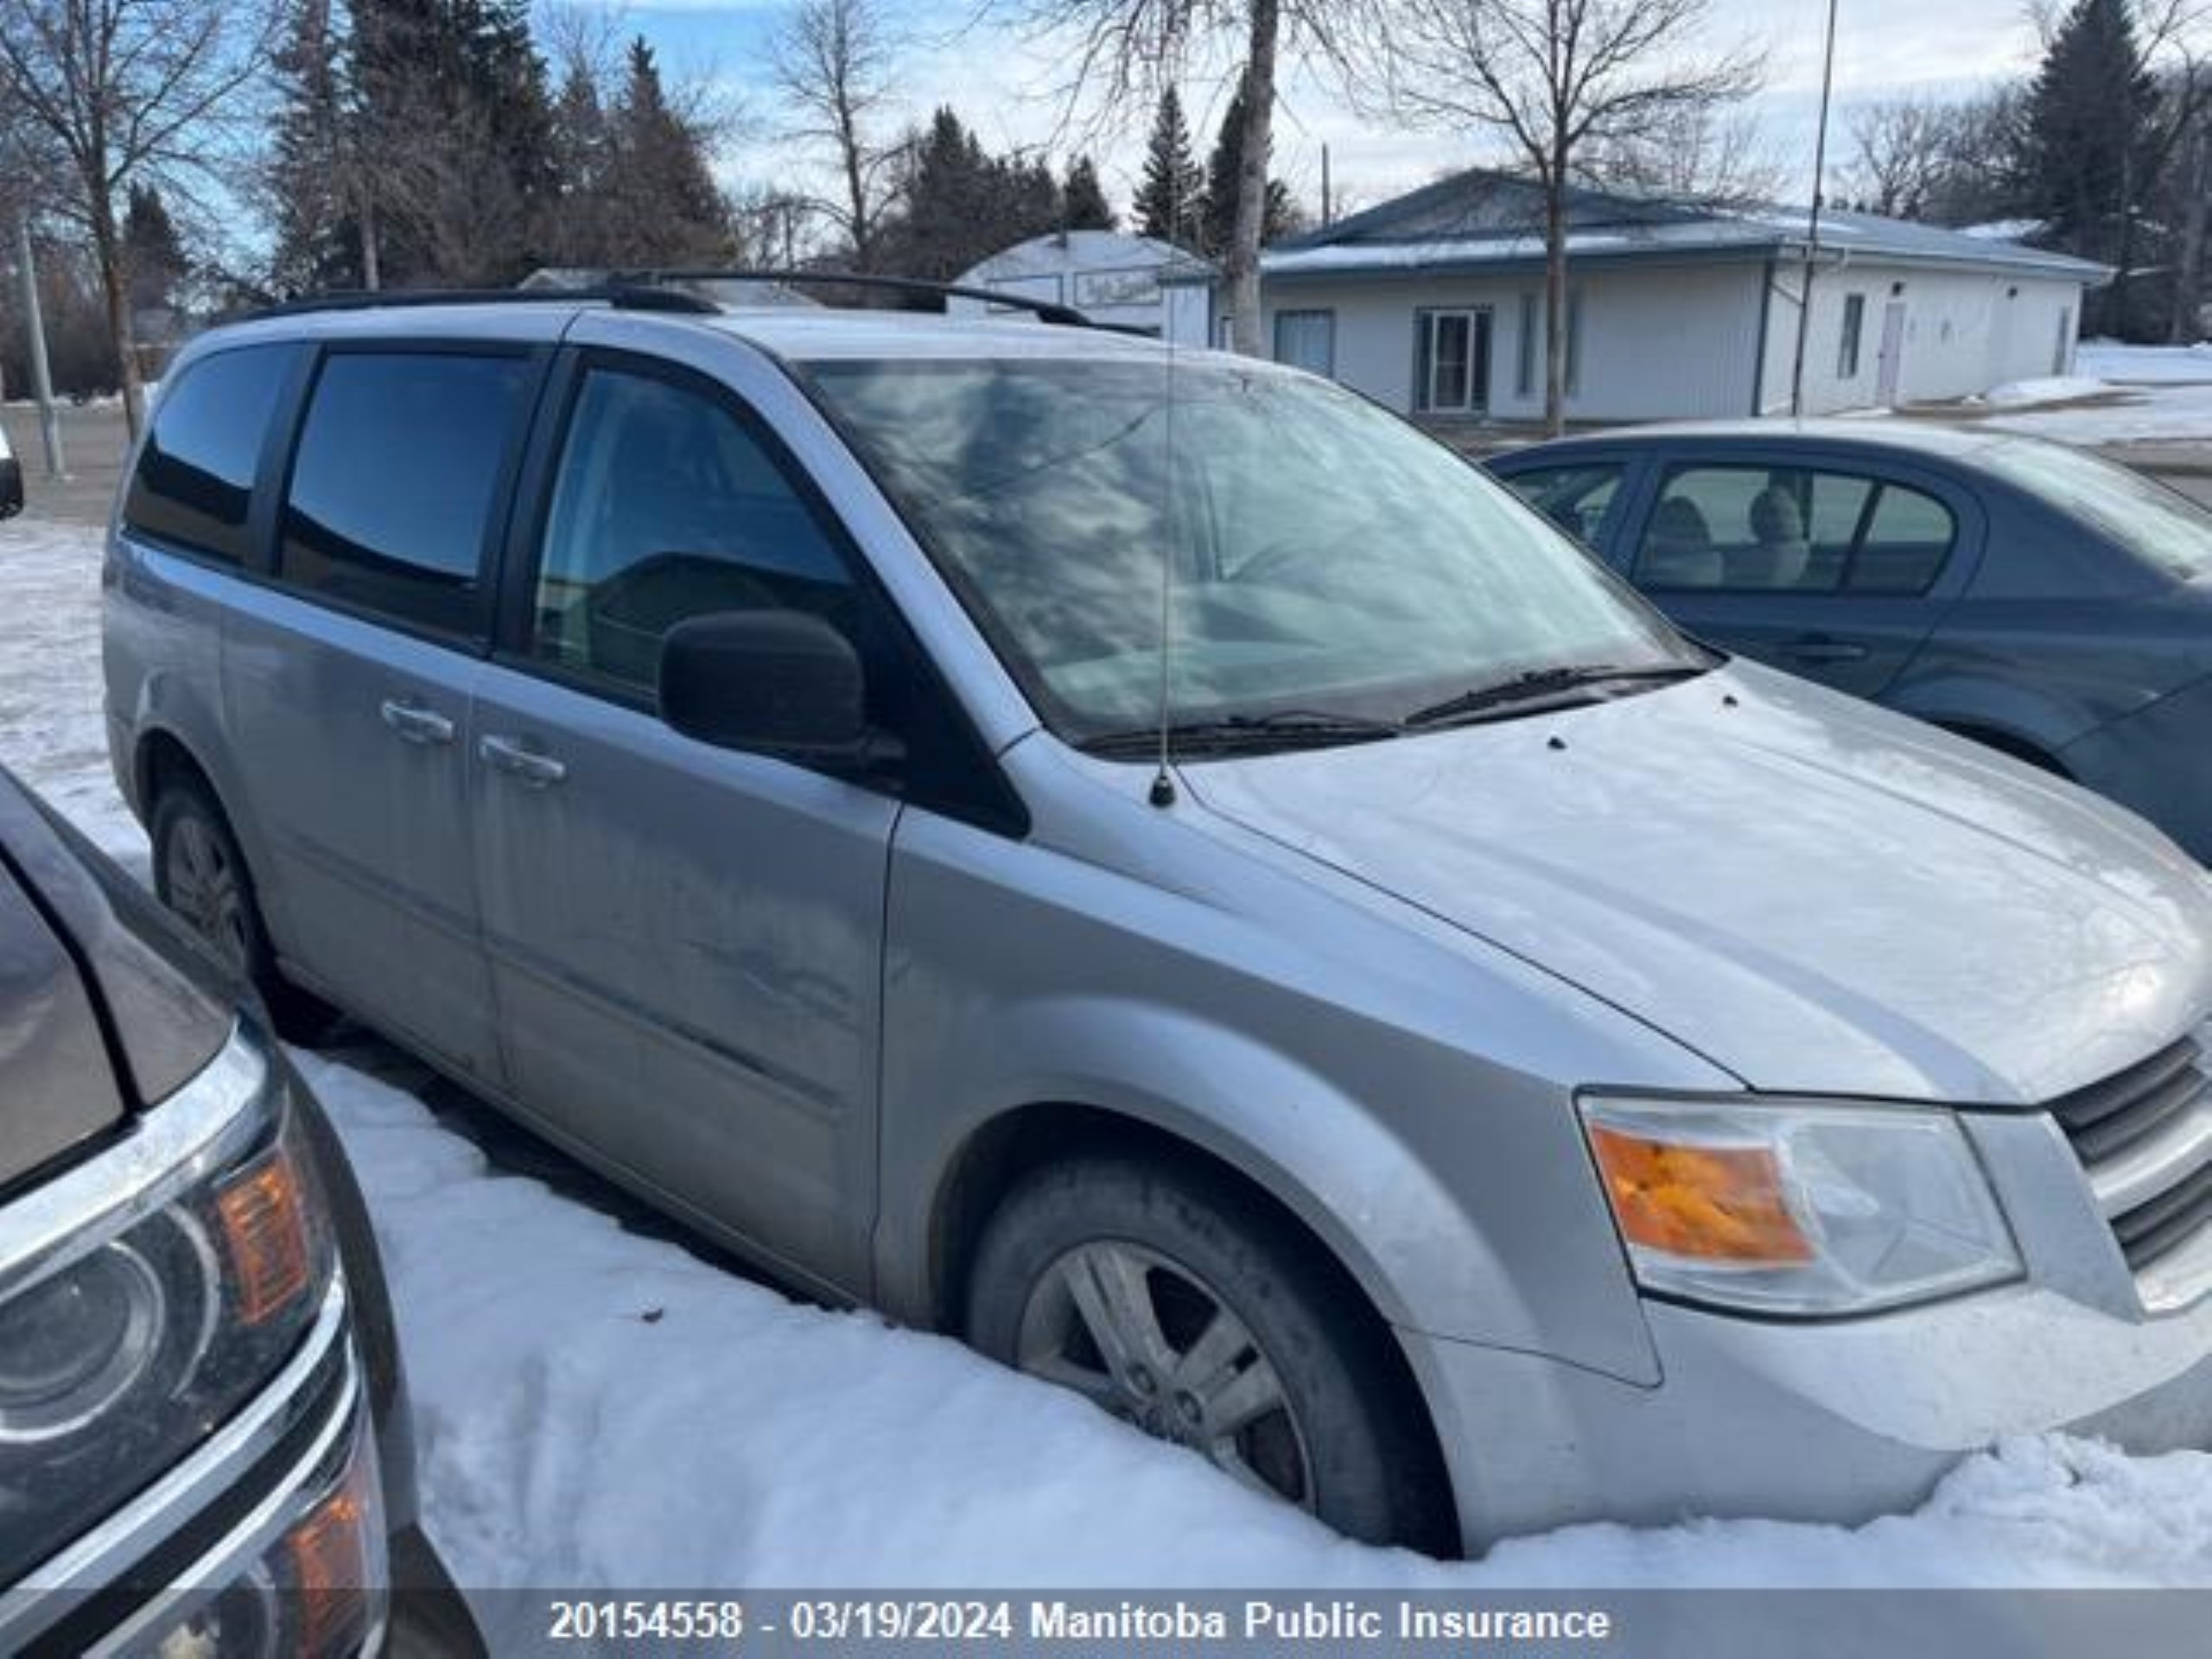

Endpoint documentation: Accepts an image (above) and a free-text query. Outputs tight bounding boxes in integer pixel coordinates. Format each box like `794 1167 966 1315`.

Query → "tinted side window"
531 368 855 696
1502 463 1624 546
123 346 299 562
279 353 534 636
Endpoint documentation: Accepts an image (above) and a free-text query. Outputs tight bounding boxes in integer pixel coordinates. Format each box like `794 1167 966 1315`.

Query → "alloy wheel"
162 816 251 977
1014 1239 1317 1510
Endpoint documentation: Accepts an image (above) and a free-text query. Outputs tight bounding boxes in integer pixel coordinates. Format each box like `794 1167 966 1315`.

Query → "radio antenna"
1148 48 1191 811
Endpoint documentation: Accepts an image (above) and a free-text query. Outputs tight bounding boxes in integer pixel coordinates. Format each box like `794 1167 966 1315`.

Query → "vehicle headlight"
0 1029 337 1588
1577 1094 2022 1316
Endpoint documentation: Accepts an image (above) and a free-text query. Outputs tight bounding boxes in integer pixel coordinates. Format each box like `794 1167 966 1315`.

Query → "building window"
1566 288 1585 397
1273 309 1337 377
1516 293 1537 397
1415 308 1491 415
1512 291 1584 400
1838 294 1866 378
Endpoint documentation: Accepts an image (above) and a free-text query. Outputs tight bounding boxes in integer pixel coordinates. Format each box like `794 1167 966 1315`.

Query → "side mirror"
658 610 869 764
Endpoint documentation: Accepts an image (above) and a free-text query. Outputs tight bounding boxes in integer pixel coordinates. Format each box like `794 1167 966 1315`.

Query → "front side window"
124 345 300 563
1502 463 1625 547
1634 463 1955 595
531 367 855 696
804 357 1694 741
279 352 534 636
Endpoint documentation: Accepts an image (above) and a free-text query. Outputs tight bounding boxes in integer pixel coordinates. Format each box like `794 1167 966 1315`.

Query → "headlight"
1578 1094 2022 1316
0 1029 337 1589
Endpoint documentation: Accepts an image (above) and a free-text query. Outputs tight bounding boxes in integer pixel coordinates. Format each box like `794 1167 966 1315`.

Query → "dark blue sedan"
1488 421 2212 861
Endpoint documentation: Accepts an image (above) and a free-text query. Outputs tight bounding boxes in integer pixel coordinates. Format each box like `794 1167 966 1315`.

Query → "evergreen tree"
1133 86 1205 248
878 108 1064 279
606 38 733 264
267 0 358 293
123 184 188 313
1062 155 1115 230
1201 81 1294 259
2021 0 2163 333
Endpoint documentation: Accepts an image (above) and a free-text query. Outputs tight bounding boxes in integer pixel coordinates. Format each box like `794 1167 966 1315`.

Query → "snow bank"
1983 375 2109 410
2 512 2209 1607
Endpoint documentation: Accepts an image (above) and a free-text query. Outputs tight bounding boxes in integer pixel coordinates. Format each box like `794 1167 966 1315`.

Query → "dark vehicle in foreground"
1489 421 2212 860
0 768 473 1653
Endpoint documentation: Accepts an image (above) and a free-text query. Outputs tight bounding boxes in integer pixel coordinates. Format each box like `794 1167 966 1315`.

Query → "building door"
1415 308 1491 415
1875 300 1908 405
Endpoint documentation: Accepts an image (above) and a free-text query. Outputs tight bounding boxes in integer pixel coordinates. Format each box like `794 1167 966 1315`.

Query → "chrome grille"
2048 1033 2212 1305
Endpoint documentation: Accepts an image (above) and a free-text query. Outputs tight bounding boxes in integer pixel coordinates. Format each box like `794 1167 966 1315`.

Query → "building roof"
957 229 1215 285
1179 169 2109 286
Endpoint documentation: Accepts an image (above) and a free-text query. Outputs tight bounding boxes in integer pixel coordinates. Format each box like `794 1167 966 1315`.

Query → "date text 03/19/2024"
542 1599 1618 1645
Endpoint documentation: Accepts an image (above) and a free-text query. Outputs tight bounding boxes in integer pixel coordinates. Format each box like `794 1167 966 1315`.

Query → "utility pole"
13 215 67 479
1789 0 1840 417
1320 144 1332 227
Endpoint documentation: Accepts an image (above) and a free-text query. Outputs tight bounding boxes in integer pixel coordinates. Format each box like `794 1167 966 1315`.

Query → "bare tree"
772 0 901 269
1015 0 1370 356
0 0 278 435
1843 98 1966 219
1580 102 1784 207
1387 0 1759 435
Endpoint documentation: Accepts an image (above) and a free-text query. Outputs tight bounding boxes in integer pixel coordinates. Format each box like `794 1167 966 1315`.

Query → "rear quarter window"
123 345 302 563
278 351 536 639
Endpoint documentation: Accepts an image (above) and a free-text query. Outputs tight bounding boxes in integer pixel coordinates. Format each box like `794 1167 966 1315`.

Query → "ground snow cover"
1 513 2209 1610
1986 344 2212 442
1981 375 2110 410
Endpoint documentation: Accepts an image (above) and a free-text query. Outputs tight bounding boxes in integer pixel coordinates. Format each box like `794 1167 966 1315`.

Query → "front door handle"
1782 636 1870 665
478 734 567 788
378 698 455 746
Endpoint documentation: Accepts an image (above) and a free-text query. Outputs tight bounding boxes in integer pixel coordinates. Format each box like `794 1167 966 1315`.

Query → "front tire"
965 1154 1453 1553
149 779 341 1044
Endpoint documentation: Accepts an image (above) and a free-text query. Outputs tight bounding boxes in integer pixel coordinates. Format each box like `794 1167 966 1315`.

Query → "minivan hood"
1183 663 2212 1103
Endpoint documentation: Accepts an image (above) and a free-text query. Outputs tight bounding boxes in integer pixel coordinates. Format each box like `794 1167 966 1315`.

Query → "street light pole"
13 214 67 479
1789 0 1841 417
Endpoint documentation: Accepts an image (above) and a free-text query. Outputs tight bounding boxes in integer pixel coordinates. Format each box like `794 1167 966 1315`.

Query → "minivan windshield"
805 356 1700 746
1981 436 2212 582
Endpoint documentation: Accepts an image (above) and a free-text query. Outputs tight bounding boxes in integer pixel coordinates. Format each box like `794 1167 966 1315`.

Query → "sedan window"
1631 464 1955 597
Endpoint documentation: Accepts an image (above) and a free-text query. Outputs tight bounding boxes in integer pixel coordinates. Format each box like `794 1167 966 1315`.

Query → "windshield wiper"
1403 662 1708 729
1080 710 1402 760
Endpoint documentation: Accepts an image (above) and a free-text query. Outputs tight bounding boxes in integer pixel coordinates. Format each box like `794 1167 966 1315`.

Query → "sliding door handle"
378 698 454 746
478 734 567 788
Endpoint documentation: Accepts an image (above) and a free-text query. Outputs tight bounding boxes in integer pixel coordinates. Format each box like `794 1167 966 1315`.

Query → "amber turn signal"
1587 1123 1814 1264
215 1147 315 1325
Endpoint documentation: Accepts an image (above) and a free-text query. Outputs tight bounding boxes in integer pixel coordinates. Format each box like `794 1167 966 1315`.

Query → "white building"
953 230 1214 338
1161 171 2109 422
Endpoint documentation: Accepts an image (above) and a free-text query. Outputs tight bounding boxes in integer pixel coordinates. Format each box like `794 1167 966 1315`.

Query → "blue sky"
582 0 2056 216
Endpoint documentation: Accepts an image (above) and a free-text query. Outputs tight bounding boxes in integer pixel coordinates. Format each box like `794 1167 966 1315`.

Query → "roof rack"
611 267 1100 328
245 285 719 321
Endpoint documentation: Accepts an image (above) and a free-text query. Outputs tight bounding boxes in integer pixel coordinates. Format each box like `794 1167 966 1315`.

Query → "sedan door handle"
1781 637 1870 665
478 734 567 788
378 698 455 746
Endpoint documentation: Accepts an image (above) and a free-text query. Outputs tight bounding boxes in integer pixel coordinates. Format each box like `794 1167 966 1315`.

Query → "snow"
1981 375 2110 410
0 512 2209 1611
2077 341 2212 385
1980 344 2212 443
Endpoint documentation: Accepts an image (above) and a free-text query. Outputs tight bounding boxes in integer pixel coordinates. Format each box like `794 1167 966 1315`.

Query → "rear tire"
149 779 343 1045
965 1153 1455 1554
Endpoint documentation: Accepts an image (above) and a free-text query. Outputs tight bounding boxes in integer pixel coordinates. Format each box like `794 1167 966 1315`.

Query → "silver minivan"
104 289 2212 1554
